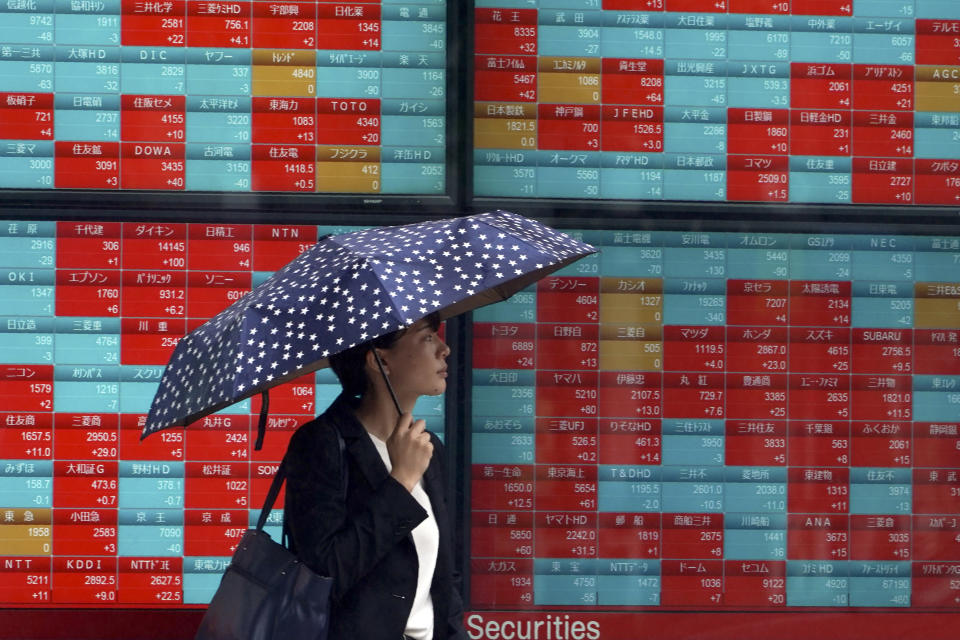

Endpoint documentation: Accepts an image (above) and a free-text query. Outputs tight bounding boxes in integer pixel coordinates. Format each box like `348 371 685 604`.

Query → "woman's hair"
328 312 441 398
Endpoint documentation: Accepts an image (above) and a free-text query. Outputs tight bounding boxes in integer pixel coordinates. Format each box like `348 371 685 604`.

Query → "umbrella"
141 210 597 446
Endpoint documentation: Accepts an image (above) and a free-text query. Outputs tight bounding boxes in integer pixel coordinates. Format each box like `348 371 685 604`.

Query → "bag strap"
257 425 347 533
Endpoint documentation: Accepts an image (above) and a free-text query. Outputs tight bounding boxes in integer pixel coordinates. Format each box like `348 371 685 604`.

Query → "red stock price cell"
250 375 317 418
120 142 186 190
52 557 118 604
660 559 723 607
598 371 662 420
471 511 535 559
914 516 960 561
601 59 663 106
661 514 723 560
598 418 661 465
723 560 787 608
317 99 381 145
788 282 852 327
790 63 852 110
787 514 849 561
187 224 253 271
120 95 186 142
120 271 186 318
852 328 913 374
54 142 119 189
787 467 850 514
916 159 960 205
187 1 251 47
601 106 663 153
251 144 317 191
915 329 960 375
537 104 600 151
535 465 597 512
536 371 599 420
663 326 725 372
725 374 787 421
0 93 53 140
537 324 599 371
52 509 117 556
602 1 666 11
121 223 187 270
914 469 960 515
186 271 252 318
851 375 912 421
852 111 914 157
121 0 186 47
916 20 960 64
317 3 382 50
121 318 185 365
789 332 850 376
535 417 597 464
789 110 851 156
252 97 316 144
0 413 53 459
0 365 54 412
791 0 854 15
55 270 121 317
120 557 183 605
727 155 789 202
850 515 911 562
472 465 534 511
853 65 914 111
474 56 537 102
788 421 849 467
729 0 790 12
249 415 302 465
665 0 726 10
913 562 960 607
727 109 789 155
252 225 318 272
852 158 914 204
184 509 247 556
53 461 118 509
474 8 537 56
469 558 534 608
56 222 121 269
852 421 912 467
473 323 535 369
726 327 788 373
120 414 185 461
185 462 251 510
251 2 319 49
537 277 598 323
662 372 724 420
250 460 286 507
725 420 786 466
535 512 598 558
597 513 661 558
0 557 51 604
53 414 119 460
185 414 251 461
915 423 960 468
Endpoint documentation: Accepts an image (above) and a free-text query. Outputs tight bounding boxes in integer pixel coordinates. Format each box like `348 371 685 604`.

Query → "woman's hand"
386 412 433 492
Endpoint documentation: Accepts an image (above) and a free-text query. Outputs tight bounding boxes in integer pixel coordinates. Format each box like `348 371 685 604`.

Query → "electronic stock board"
3 1 960 639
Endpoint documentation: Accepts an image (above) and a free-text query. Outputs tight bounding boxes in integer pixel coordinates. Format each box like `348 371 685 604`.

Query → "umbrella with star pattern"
141 210 597 445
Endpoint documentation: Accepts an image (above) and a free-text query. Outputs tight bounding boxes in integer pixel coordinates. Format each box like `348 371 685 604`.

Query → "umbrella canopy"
141 210 596 441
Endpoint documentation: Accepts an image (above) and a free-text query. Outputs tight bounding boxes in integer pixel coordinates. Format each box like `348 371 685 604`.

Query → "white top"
368 432 438 640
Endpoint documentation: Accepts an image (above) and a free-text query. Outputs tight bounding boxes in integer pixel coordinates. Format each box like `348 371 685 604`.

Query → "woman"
282 313 467 640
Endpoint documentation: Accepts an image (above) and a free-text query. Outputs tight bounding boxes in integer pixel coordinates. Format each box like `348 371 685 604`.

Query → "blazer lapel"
328 394 392 489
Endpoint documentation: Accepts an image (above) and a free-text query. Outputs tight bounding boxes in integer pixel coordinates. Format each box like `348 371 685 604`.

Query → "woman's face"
379 318 450 398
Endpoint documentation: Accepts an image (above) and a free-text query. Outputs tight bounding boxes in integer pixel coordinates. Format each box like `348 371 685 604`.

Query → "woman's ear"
366 347 389 376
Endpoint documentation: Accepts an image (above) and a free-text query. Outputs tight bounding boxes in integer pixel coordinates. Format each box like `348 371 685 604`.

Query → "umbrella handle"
371 347 402 417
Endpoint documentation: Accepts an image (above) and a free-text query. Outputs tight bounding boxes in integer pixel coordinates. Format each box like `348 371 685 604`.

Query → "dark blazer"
283 393 466 640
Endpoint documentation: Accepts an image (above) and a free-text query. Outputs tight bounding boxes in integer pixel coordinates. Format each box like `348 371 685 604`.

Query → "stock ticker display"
0 1 448 194
0 220 448 606
473 1 960 204
469 229 960 610
2 222 960 612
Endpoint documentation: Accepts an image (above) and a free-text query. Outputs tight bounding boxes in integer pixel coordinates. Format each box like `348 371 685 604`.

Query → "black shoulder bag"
194 429 346 640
